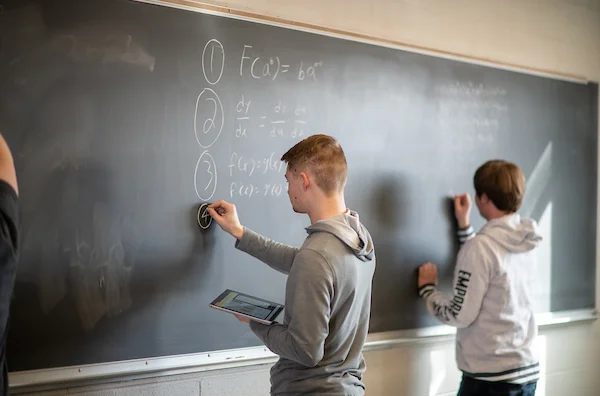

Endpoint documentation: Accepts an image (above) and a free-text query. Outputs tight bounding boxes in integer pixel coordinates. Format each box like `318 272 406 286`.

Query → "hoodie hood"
305 209 374 262
478 213 542 253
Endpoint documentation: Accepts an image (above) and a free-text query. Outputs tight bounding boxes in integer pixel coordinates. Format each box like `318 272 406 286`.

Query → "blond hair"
281 134 347 196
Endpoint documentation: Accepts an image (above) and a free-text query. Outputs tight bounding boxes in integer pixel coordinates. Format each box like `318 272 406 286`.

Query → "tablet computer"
209 289 284 325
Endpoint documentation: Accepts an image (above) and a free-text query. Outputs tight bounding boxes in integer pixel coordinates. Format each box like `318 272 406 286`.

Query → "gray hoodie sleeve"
419 237 492 328
249 249 334 367
235 228 300 275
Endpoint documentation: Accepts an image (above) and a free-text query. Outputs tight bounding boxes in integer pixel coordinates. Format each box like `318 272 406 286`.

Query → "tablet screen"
211 289 283 321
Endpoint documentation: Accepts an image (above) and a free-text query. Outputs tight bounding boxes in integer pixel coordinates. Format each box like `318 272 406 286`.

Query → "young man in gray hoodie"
208 134 376 396
418 160 542 396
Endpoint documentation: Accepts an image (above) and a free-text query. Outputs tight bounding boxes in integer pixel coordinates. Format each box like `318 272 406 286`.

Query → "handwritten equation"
229 152 285 177
235 96 309 139
435 81 508 165
240 45 322 82
193 38 321 202
229 182 286 198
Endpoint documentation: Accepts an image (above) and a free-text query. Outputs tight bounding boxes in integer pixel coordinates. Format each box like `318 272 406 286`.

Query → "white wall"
207 0 600 81
15 0 600 395
363 323 600 395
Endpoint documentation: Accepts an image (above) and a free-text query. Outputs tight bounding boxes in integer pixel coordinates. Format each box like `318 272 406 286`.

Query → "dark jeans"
457 376 537 396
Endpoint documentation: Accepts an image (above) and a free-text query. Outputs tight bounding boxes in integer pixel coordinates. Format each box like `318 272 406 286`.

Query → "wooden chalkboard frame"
6 0 599 390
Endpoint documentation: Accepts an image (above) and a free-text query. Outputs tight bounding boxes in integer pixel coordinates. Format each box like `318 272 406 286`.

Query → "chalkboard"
1 0 597 372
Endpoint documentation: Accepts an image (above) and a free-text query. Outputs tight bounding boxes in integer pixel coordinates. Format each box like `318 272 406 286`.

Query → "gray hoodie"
235 210 376 395
419 213 543 384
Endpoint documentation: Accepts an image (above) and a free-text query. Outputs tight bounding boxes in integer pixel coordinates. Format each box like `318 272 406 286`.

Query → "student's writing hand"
418 262 438 288
208 200 244 240
454 193 472 229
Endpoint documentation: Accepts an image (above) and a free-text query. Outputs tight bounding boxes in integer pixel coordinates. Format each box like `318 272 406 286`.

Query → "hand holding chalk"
453 193 472 228
197 202 226 230
208 200 244 240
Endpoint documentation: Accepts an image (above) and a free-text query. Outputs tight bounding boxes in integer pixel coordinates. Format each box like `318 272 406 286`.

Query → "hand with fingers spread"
207 200 244 240
454 193 472 229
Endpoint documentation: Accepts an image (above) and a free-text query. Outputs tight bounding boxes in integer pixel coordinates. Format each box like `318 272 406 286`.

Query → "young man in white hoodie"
208 134 376 395
418 160 542 396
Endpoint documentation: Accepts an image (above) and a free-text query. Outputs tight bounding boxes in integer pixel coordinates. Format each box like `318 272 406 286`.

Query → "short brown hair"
474 160 526 212
281 134 348 196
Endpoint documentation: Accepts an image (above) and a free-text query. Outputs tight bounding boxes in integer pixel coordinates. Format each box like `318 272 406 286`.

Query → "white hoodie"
419 213 542 385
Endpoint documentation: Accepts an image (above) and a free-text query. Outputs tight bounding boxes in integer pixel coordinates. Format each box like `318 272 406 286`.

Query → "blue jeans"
457 376 537 396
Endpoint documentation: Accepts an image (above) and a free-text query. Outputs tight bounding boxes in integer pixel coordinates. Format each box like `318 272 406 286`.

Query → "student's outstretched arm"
208 200 299 274
418 238 492 328
235 228 299 275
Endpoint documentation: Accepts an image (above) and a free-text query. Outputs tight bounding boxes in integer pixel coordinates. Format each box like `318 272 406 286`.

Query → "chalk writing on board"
56 32 156 72
263 183 285 197
294 106 307 116
202 39 225 85
235 124 247 138
438 100 508 119
236 95 251 114
437 82 508 131
269 122 306 139
240 45 322 82
437 82 506 97
240 45 270 79
436 82 509 160
232 96 309 139
194 150 218 201
235 95 251 138
275 101 286 114
298 61 322 82
228 152 285 177
229 182 286 198
196 38 225 203
194 88 224 148
291 124 305 139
